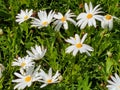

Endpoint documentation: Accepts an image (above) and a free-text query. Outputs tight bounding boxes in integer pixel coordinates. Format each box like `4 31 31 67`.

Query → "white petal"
72 48 79 56
89 2 93 12
52 71 60 80
77 13 86 20
101 20 107 29
88 19 93 26
48 10 54 22
85 51 91 56
81 33 87 44
14 72 24 78
75 34 80 43
92 18 96 27
54 13 63 19
66 46 75 53
85 3 89 13
26 50 34 57
92 4 100 13
83 44 94 51
40 84 48 88
54 22 62 31
76 18 86 27
94 15 103 21
14 82 25 90
111 75 117 82
48 68 52 78
109 20 113 30
12 79 23 83
65 39 76 44
67 18 76 25
63 22 68 30
107 80 116 85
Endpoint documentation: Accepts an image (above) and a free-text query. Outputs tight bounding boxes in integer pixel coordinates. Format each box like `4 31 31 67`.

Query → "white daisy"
76 2 103 29
39 68 61 88
26 45 47 60
53 9 76 31
16 9 33 24
0 64 5 78
65 33 94 56
12 65 42 90
106 73 120 90
101 14 117 30
12 55 35 69
31 10 55 28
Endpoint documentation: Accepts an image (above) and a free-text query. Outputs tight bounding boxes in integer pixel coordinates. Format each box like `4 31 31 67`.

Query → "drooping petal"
67 18 76 25
63 21 68 30
108 20 113 30
40 84 48 88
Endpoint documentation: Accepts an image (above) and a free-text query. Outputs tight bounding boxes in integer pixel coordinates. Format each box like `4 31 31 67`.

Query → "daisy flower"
31 10 55 28
39 68 61 88
76 2 103 29
53 9 76 31
65 33 94 56
26 45 47 60
16 9 33 24
101 14 117 30
12 55 35 70
12 65 42 90
0 64 5 78
106 73 120 90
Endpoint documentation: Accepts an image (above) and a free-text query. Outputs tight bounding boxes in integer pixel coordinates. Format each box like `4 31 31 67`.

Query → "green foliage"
0 0 120 90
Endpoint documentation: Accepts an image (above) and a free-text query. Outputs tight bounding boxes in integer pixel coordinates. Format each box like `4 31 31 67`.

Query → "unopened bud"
58 75 63 82
0 29 3 35
107 51 112 58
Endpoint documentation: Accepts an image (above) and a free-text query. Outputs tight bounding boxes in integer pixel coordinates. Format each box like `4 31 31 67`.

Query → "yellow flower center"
24 15 29 20
21 62 26 67
47 79 52 83
61 17 66 22
42 21 48 26
87 13 93 19
24 75 32 82
105 14 112 20
76 43 82 48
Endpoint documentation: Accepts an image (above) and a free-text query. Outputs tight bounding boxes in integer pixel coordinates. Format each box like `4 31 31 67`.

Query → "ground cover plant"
0 0 120 90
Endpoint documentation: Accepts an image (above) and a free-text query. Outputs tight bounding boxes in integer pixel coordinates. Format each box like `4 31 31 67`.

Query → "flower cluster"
14 1 119 90
16 2 118 31
12 45 61 89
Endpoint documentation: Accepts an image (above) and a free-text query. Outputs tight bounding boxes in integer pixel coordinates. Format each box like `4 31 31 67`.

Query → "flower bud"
0 29 3 35
58 75 63 82
107 51 112 58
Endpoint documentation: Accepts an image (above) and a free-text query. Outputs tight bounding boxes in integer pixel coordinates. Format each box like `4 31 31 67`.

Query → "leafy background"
0 0 120 90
